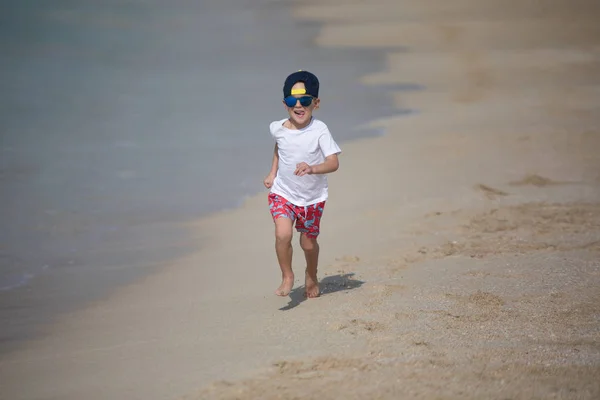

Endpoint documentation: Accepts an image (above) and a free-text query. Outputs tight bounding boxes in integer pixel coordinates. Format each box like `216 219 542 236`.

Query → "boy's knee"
300 235 318 252
275 229 292 245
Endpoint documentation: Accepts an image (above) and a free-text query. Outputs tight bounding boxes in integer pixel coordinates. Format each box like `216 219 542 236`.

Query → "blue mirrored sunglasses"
284 95 314 108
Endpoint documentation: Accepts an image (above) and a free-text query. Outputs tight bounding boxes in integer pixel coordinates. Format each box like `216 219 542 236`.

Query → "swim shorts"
268 193 326 238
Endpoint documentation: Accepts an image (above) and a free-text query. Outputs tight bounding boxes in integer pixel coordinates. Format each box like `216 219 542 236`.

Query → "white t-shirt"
269 117 342 206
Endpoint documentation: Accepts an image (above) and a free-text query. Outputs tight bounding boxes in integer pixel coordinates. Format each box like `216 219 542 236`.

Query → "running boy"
263 70 342 298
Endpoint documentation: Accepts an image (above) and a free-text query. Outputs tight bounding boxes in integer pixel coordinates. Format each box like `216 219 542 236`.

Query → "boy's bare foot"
275 276 294 296
305 271 320 298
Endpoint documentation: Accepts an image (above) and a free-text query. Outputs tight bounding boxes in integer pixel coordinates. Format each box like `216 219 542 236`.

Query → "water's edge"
0 0 402 353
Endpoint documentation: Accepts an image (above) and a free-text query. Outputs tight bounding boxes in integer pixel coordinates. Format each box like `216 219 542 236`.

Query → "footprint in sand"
508 174 570 187
336 255 361 263
273 356 372 377
365 283 407 311
444 290 505 307
337 319 387 335
328 255 361 274
386 258 410 272
468 290 505 308
474 183 509 200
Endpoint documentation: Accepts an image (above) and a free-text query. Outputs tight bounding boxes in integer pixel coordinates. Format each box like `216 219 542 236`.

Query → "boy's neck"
285 116 312 130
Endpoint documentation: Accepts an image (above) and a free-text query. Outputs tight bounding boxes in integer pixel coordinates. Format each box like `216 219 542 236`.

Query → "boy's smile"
292 106 306 119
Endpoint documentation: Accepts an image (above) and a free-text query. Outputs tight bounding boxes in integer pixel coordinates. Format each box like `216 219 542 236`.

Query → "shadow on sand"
279 273 364 311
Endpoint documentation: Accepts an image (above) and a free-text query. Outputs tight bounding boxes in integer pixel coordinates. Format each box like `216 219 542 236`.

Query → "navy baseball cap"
283 70 319 98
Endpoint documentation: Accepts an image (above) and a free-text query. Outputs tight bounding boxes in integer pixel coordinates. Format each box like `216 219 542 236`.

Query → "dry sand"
1 0 600 399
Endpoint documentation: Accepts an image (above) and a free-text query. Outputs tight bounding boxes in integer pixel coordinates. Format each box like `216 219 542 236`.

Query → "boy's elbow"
323 154 339 173
330 157 339 172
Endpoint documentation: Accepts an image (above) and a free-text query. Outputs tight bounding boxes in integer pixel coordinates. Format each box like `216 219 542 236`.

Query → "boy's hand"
263 173 275 188
294 162 313 176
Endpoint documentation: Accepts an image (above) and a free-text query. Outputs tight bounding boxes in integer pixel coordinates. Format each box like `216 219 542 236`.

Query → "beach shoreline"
0 0 397 359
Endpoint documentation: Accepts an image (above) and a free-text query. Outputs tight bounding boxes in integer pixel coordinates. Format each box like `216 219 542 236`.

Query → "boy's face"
283 82 320 128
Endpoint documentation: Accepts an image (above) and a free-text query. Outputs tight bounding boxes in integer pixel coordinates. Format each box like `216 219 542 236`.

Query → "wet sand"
1 0 600 399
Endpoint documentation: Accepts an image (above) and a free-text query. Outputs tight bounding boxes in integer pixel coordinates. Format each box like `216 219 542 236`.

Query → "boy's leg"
296 201 326 298
274 217 294 296
269 193 297 296
300 233 320 298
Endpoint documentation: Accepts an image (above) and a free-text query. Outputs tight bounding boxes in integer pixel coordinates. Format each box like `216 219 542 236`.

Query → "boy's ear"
313 98 320 110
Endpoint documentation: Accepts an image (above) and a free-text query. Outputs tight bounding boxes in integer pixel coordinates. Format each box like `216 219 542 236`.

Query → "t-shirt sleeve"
269 121 278 139
318 126 342 157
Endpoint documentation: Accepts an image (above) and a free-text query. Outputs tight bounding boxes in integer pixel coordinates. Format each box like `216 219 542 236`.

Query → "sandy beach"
1 0 599 399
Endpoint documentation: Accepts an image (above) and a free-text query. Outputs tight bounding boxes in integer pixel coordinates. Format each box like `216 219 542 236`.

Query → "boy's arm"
269 143 279 176
264 143 279 188
294 153 339 176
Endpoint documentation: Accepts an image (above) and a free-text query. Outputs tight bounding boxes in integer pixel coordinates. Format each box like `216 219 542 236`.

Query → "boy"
263 70 342 299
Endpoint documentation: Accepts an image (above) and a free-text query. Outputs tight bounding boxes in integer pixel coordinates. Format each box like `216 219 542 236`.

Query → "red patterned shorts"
268 193 326 238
